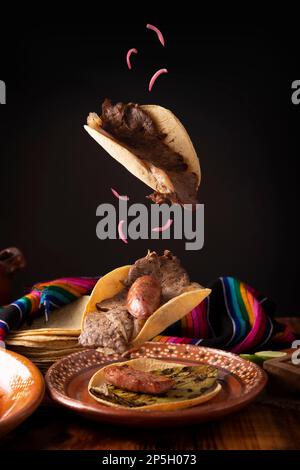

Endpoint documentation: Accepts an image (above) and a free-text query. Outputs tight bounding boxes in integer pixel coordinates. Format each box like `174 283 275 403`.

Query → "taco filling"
102 364 175 395
89 359 220 410
79 250 196 352
87 99 198 205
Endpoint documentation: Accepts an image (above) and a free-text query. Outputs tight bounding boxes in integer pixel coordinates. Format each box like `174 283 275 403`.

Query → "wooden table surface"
1 393 300 450
1 319 299 451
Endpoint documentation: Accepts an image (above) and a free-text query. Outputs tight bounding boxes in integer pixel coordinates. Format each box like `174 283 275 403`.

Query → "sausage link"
104 365 174 394
126 275 161 319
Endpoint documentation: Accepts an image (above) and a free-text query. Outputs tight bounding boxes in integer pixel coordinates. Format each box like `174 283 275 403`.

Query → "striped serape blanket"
0 276 295 352
0 277 98 345
154 277 294 352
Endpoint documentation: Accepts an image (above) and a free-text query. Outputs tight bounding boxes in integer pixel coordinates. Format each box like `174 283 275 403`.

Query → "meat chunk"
79 309 133 353
103 364 175 394
127 275 161 319
96 290 127 311
160 250 190 302
147 171 199 206
127 250 190 302
126 251 161 286
147 191 177 205
102 99 158 141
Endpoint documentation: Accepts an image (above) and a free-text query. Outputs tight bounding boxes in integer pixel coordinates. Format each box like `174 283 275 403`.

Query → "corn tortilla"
89 358 221 411
82 266 211 348
84 105 200 196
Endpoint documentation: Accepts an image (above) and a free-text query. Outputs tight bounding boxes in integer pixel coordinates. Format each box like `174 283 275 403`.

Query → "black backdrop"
0 21 299 315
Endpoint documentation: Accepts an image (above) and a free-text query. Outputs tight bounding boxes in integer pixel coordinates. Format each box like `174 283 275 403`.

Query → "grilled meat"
98 99 198 205
79 291 133 353
103 364 175 394
126 275 161 319
159 250 190 302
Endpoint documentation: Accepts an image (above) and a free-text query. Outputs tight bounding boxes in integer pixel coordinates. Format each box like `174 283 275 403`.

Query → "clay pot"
0 247 26 306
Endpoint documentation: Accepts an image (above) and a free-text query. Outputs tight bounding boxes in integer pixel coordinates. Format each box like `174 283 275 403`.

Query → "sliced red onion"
152 218 173 232
148 68 168 92
118 220 128 244
126 48 138 70
111 188 129 201
146 24 165 47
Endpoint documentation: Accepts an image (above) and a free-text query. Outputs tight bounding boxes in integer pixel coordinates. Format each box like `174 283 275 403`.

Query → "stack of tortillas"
6 296 89 372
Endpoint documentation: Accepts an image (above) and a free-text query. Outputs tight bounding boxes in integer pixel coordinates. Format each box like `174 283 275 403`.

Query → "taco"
79 250 211 353
84 99 200 205
88 357 221 411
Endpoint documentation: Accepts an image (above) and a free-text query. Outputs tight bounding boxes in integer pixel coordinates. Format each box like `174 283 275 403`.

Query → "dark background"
0 20 299 314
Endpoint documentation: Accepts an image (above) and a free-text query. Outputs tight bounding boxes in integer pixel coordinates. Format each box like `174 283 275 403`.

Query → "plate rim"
45 344 268 421
0 348 45 434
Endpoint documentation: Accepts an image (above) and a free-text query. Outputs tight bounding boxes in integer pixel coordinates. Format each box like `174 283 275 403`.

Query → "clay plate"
46 343 267 427
0 348 45 437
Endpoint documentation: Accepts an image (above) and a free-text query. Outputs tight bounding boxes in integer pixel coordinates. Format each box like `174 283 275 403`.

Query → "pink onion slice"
111 188 129 201
126 48 138 70
152 218 173 232
146 24 165 47
118 220 128 244
148 68 168 92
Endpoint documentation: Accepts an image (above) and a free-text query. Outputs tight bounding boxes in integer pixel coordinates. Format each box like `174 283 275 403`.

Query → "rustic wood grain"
1 400 299 450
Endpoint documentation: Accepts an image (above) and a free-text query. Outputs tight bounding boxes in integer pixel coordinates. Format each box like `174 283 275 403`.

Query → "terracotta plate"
0 348 45 437
46 343 267 427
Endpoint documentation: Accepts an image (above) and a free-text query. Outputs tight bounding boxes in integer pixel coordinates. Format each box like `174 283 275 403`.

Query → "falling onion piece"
148 68 168 92
111 188 129 201
126 48 138 70
118 220 128 244
146 24 165 47
152 218 173 232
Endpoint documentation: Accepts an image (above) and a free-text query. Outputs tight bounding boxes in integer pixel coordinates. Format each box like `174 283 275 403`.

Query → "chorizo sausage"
126 275 161 319
103 364 174 394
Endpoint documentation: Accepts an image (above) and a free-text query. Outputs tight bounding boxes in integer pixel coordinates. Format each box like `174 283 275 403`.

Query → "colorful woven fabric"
154 277 295 353
0 277 98 344
0 275 295 352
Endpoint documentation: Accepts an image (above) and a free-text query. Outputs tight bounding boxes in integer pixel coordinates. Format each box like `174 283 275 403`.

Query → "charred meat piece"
99 99 198 205
159 250 190 302
127 275 161 319
147 191 177 205
147 171 199 206
126 251 161 286
126 250 190 303
102 100 159 143
103 364 175 395
96 290 127 312
101 99 187 172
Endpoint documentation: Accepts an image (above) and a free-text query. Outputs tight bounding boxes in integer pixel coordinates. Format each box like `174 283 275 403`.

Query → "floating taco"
84 99 200 205
88 357 221 411
79 250 211 353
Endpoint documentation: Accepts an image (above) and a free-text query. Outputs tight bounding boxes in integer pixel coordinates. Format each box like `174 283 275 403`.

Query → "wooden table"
1 319 299 451
1 392 299 450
